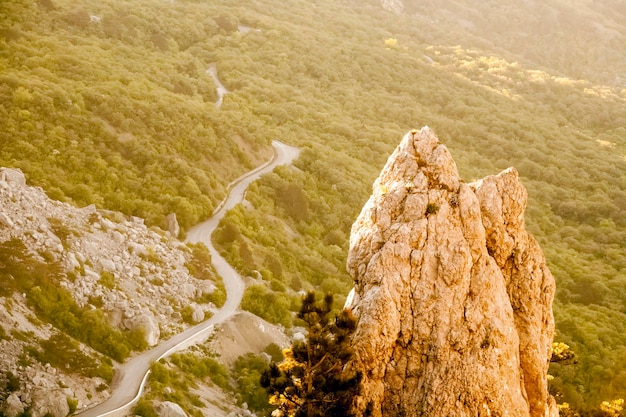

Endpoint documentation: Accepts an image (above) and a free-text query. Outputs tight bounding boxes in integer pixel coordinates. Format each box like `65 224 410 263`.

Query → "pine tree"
261 292 361 417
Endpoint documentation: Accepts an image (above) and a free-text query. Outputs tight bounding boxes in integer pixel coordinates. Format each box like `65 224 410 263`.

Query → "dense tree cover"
1 0 625 411
0 0 272 229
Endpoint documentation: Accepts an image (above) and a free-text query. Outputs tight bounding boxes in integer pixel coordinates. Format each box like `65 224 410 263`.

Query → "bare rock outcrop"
167 212 181 238
0 169 222 412
29 389 70 417
157 401 188 417
345 128 557 417
0 167 26 186
1 393 25 417
124 312 160 347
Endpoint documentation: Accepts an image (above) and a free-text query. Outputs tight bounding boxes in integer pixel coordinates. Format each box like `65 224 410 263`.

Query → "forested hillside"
1 0 624 413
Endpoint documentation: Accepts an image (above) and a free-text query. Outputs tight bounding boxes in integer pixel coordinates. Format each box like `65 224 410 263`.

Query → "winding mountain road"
206 63 228 108
77 140 299 417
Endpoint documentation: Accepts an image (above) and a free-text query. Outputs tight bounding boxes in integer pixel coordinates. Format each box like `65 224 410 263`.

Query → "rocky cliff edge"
345 127 557 417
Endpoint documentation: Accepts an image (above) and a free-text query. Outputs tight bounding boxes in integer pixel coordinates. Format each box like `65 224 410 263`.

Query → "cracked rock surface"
346 128 557 417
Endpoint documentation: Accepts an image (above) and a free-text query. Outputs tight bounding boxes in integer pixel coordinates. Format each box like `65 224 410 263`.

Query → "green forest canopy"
1 0 625 411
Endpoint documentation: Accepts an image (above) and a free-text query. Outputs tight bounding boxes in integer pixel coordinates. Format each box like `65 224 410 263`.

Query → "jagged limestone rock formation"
345 128 557 417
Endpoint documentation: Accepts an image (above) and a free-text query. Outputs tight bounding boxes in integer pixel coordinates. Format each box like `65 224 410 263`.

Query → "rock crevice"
346 128 557 417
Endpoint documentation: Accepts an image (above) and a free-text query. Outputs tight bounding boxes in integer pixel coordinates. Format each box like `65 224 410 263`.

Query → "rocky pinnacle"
346 127 557 417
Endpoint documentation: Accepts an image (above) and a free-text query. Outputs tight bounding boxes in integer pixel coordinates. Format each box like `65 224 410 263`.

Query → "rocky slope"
345 128 557 417
0 168 220 416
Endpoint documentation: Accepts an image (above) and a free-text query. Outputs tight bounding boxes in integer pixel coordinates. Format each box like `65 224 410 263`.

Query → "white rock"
2 392 25 417
195 281 216 298
30 389 70 417
99 258 116 272
129 242 147 256
0 168 26 186
191 306 204 323
157 401 187 417
124 312 160 346
100 218 116 231
111 230 125 244
179 283 196 298
166 213 180 238
0 213 14 227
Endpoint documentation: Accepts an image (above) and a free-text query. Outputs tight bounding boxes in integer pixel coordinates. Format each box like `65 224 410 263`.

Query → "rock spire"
345 127 557 417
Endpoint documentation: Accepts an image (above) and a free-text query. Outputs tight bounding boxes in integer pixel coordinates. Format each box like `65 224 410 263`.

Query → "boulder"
166 213 180 238
29 389 70 417
191 306 205 323
124 312 160 346
195 281 216 299
179 283 196 299
0 168 26 186
2 393 25 417
157 401 187 417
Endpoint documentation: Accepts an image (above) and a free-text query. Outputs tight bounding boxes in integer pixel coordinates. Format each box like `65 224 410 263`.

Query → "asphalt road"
76 140 299 417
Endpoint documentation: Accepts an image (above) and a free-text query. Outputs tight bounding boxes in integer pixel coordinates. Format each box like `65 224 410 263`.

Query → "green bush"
425 203 439 216
27 333 113 382
185 243 216 281
98 271 116 289
241 284 293 327
5 371 21 392
0 326 7 341
67 397 78 413
233 353 271 413
134 399 158 417
170 352 230 390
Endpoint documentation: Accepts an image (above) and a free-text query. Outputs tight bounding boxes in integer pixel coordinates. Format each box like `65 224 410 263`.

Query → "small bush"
233 353 272 413
425 203 439 216
67 397 78 413
185 242 216 281
88 295 104 308
241 284 293 327
141 246 163 264
150 277 164 286
0 326 7 341
6 371 20 392
134 399 159 417
98 271 116 289
48 217 77 247
180 305 197 324
264 343 284 362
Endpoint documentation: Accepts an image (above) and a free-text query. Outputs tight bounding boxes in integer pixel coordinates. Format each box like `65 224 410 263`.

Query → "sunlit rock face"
346 127 557 417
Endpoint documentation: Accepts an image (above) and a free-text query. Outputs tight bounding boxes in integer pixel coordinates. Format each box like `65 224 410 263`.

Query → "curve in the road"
206 63 228 108
77 140 300 417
